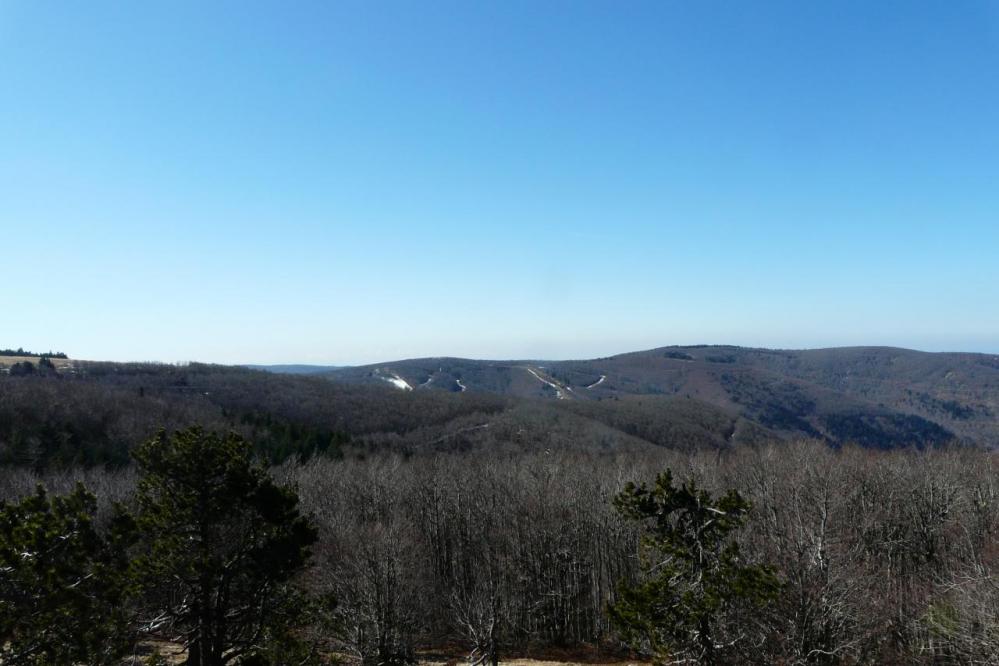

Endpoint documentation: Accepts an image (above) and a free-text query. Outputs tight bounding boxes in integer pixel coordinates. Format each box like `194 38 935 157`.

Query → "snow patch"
526 367 570 400
378 371 413 391
585 375 606 389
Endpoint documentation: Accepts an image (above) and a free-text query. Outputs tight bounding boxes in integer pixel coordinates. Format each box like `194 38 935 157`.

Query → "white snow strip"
525 367 569 400
585 375 606 389
379 372 413 391
419 375 434 387
456 378 467 392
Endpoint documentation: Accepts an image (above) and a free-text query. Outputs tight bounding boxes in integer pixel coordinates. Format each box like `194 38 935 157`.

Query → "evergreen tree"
131 426 319 665
609 470 779 665
8 361 35 376
0 484 134 664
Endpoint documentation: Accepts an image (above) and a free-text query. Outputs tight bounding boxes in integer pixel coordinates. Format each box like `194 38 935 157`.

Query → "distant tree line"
0 347 68 358
4 356 60 378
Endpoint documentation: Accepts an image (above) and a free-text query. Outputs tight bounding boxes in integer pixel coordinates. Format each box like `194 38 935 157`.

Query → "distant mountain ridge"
324 345 999 449
244 364 344 375
4 346 999 470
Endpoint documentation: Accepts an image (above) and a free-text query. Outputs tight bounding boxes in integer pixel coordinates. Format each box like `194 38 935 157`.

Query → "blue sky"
2 1 997 364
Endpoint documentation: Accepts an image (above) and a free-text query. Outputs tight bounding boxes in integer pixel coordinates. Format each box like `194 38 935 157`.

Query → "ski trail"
378 371 413 391
456 378 467 392
585 374 606 389
525 367 570 400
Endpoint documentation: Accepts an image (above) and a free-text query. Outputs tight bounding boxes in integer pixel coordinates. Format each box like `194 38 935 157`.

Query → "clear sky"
2 1 997 364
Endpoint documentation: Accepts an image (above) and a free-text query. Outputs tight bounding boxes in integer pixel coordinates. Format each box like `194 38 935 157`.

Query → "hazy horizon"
9 339 999 368
3 2 997 364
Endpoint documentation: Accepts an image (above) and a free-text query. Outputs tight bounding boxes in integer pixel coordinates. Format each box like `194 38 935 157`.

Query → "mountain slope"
4 346 996 471
325 346 999 448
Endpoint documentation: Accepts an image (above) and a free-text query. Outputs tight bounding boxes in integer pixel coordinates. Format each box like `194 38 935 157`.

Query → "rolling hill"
324 345 999 449
2 345 997 470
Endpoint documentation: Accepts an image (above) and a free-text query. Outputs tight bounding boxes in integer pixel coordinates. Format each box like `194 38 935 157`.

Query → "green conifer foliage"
0 484 133 664
131 426 319 666
609 470 780 665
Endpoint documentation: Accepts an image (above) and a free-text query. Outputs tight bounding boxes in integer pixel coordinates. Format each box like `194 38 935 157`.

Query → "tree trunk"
187 638 202 666
699 616 715 666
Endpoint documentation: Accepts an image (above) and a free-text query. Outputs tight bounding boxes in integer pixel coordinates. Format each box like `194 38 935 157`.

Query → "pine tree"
609 470 779 665
0 484 134 664
131 426 319 665
9 361 34 376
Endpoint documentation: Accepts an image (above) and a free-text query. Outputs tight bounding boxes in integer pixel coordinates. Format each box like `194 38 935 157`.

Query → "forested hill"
1 345 997 470
325 345 999 449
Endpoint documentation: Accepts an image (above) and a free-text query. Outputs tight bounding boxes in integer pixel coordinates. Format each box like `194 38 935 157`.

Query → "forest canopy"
2 436 999 664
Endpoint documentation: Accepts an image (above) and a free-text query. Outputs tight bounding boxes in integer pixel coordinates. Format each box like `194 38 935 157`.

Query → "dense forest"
3 437 999 664
0 362 512 468
326 346 999 448
4 350 996 472
0 361 746 470
3 359 999 663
